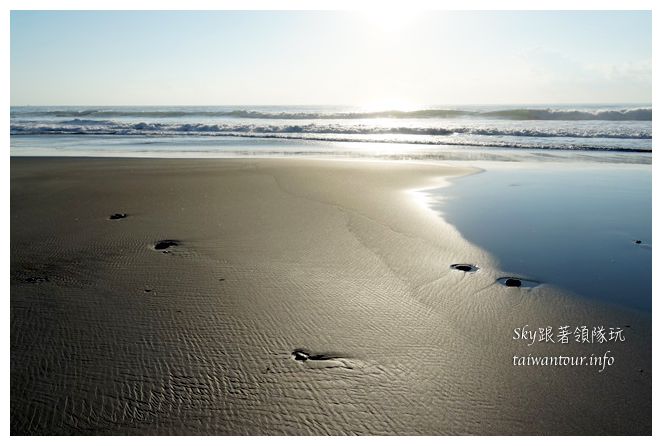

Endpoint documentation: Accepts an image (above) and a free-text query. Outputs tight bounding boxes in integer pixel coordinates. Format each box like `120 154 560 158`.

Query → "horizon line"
10 102 653 107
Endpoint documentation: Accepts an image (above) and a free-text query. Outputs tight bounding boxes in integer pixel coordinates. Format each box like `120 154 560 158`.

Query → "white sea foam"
10 105 653 154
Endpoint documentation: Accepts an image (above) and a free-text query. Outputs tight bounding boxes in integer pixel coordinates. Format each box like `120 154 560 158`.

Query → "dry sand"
10 157 651 435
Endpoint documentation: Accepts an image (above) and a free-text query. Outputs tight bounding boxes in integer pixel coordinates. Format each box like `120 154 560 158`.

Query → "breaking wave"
10 107 652 121
10 120 652 140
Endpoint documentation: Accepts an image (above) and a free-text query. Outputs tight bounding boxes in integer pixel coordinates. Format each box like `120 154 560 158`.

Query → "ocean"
10 104 652 158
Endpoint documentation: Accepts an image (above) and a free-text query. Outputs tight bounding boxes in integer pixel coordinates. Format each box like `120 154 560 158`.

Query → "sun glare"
359 99 422 112
361 9 421 33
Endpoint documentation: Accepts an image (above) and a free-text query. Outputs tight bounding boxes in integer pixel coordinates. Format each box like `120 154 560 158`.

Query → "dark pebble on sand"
154 239 179 250
292 350 310 361
497 276 540 288
505 278 522 287
292 349 337 362
109 213 127 220
450 263 478 272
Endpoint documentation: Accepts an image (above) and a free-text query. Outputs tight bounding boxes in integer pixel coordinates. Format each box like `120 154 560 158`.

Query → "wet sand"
10 157 651 435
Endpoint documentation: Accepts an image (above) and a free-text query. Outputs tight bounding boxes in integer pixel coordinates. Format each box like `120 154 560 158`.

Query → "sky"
10 10 652 106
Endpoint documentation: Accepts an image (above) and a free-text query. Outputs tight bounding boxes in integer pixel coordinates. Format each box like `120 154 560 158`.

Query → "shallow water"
9 135 653 165
430 163 652 312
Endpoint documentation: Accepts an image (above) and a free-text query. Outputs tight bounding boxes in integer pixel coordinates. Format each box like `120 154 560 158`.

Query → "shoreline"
10 157 651 434
9 135 653 164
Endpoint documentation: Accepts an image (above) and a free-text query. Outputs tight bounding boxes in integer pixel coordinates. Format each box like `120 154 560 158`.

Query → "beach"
10 157 651 435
